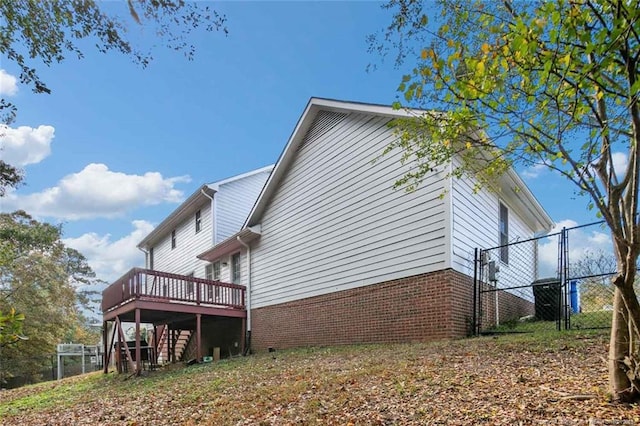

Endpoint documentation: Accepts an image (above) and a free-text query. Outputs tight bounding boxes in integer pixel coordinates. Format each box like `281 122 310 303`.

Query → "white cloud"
0 69 18 96
537 219 613 277
2 163 190 220
521 162 549 179
522 151 628 180
548 219 579 234
611 151 628 177
63 220 155 283
0 124 54 166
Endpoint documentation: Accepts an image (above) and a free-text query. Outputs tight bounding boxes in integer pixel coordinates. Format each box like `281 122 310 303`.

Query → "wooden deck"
101 268 246 374
102 268 246 321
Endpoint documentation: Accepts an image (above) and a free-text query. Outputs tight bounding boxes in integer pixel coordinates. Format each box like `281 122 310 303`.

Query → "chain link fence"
474 221 623 334
0 354 58 389
0 352 101 389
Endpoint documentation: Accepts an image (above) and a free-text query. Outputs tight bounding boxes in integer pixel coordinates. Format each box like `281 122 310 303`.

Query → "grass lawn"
486 311 613 334
0 330 638 425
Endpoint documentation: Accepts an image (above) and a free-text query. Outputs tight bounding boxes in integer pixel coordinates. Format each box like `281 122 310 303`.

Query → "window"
171 229 176 249
205 262 221 301
205 262 221 281
231 253 241 284
214 262 221 280
499 202 509 264
186 272 194 294
148 247 154 270
195 210 201 233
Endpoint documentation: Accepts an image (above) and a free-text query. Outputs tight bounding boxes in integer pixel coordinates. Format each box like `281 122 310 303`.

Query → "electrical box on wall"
488 261 499 282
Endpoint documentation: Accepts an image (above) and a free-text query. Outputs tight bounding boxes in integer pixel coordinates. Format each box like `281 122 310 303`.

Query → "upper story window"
499 202 509 264
171 229 176 249
231 253 241 284
195 210 201 233
149 247 154 270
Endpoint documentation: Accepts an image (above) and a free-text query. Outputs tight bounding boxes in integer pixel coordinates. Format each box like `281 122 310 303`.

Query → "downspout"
201 187 216 245
237 235 251 355
138 246 149 268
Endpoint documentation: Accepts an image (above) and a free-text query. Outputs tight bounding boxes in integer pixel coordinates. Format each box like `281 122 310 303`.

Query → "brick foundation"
250 269 475 351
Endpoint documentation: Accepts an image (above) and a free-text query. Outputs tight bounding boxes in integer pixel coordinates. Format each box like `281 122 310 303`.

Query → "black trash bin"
532 278 561 321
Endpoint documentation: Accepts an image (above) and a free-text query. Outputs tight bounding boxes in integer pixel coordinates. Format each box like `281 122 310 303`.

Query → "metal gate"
473 221 616 335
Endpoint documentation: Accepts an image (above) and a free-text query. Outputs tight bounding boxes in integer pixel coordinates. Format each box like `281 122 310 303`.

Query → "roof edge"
208 164 274 190
504 168 555 232
137 185 214 249
196 226 262 262
243 97 553 233
243 98 424 228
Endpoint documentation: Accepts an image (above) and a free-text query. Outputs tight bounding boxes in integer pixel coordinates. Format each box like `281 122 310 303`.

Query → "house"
197 98 554 351
137 165 273 281
101 166 272 372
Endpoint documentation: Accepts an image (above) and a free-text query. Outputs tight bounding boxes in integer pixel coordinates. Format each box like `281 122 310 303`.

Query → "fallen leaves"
0 331 638 425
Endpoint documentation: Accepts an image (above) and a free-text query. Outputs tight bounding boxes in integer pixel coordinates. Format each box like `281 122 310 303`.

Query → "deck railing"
101 268 246 313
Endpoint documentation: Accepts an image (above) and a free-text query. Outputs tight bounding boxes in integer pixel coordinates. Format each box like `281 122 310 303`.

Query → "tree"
0 211 101 385
62 247 105 315
0 0 228 194
373 0 640 401
0 309 26 348
0 210 60 355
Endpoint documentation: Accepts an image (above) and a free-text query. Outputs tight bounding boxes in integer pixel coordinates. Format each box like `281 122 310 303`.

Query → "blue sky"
0 2 611 284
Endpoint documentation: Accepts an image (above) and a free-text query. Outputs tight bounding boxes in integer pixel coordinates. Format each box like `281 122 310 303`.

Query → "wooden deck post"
116 317 136 374
240 317 246 355
135 308 141 375
115 317 122 374
167 324 171 363
102 321 108 373
152 325 158 367
171 327 176 363
196 314 202 362
167 325 171 363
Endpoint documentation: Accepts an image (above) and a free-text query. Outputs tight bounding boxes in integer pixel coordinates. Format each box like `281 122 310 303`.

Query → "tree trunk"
609 287 633 401
609 281 640 402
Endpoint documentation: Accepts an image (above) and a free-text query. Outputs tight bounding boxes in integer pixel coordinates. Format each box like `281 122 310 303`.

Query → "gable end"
298 111 348 152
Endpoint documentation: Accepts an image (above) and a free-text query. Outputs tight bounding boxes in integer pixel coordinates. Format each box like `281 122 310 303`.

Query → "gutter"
138 185 215 249
236 235 252 355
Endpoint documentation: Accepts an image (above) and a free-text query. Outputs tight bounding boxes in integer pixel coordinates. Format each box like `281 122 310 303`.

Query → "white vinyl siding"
153 202 214 278
450 173 499 276
138 167 270 286
251 112 448 308
450 169 538 277
215 171 270 243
